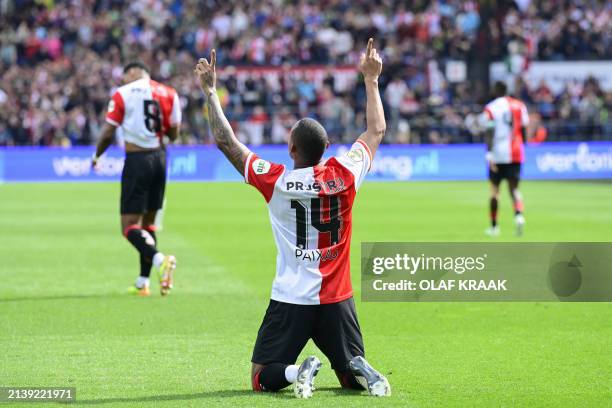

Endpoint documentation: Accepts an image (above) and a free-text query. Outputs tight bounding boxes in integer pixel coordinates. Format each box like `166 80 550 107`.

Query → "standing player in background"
92 62 181 296
482 81 529 237
194 39 390 398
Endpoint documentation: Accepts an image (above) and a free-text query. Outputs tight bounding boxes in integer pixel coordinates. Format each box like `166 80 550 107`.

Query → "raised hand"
194 49 217 92
359 38 383 81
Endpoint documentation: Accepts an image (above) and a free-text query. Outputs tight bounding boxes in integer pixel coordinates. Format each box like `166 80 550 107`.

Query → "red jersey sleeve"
244 153 285 203
105 91 125 126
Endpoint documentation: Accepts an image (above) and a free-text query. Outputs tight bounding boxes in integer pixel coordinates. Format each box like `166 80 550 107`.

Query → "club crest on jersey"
253 159 271 175
107 100 115 112
347 148 363 162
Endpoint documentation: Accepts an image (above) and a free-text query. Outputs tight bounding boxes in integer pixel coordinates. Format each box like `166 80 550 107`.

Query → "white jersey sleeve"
170 92 182 126
334 140 372 190
520 102 529 127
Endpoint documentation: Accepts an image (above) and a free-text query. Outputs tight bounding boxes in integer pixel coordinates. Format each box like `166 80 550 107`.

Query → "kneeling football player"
194 39 391 398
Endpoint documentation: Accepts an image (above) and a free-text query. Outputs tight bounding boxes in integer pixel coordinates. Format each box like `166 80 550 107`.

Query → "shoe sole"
349 356 391 397
127 288 150 297
294 360 321 399
369 377 391 397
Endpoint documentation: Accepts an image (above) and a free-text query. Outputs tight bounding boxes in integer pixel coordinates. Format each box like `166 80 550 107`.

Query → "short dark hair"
493 81 508 98
291 118 329 165
123 61 150 74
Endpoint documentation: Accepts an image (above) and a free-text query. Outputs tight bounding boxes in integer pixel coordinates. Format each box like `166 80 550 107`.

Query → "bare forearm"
365 79 386 134
359 78 386 156
485 129 494 152
166 125 180 142
95 124 116 158
205 90 249 173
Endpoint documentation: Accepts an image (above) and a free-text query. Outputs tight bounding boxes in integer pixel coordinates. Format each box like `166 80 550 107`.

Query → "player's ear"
288 139 298 159
325 140 330 151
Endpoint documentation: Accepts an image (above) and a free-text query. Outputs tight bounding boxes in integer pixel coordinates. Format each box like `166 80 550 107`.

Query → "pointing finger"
366 38 373 58
211 49 216 70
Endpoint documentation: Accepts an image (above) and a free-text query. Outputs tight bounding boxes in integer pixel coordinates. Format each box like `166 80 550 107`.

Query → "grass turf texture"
1 181 611 407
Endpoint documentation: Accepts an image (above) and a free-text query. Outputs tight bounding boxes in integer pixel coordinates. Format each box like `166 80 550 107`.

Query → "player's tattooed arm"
195 50 251 174
358 38 386 158
206 91 250 173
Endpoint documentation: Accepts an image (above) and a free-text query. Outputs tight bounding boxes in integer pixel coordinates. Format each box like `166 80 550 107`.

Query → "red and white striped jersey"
484 96 529 164
105 78 181 149
245 141 372 305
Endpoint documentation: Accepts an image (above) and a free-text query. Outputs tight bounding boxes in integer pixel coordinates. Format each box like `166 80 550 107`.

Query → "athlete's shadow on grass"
74 390 254 405
74 388 360 405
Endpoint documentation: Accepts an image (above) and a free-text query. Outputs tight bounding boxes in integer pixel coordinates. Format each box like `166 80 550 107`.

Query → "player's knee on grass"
335 369 365 390
251 363 291 392
251 363 264 391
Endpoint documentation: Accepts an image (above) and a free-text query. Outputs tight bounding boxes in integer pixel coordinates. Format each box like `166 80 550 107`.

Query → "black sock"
490 197 498 227
139 230 156 278
335 370 365 390
257 363 290 392
126 228 158 260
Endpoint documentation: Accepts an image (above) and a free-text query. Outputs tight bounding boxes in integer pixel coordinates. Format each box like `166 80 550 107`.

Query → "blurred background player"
195 39 390 398
482 81 529 237
92 62 181 296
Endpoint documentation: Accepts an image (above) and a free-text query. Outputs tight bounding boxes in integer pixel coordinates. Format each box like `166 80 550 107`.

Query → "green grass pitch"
1 180 611 407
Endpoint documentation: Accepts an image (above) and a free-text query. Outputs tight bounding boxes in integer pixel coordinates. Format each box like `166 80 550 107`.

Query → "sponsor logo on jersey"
347 148 363 162
253 159 271 175
286 177 345 194
107 100 115 112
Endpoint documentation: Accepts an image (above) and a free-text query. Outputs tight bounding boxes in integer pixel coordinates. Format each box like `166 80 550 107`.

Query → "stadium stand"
0 0 610 146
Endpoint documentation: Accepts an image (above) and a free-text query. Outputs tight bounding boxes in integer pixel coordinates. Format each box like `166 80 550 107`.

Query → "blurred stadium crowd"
0 0 610 146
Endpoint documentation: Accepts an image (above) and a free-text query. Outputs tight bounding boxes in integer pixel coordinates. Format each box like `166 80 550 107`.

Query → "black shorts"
489 163 521 184
121 150 166 215
252 298 364 371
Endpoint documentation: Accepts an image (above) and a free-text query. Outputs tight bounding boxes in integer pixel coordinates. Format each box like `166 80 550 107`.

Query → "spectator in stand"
385 76 408 135
0 0 610 146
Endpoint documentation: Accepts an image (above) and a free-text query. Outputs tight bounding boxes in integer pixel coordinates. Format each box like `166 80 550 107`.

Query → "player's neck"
125 74 150 85
293 159 320 170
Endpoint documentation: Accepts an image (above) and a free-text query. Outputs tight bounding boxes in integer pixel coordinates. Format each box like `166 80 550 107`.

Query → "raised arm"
357 38 386 158
194 49 251 174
